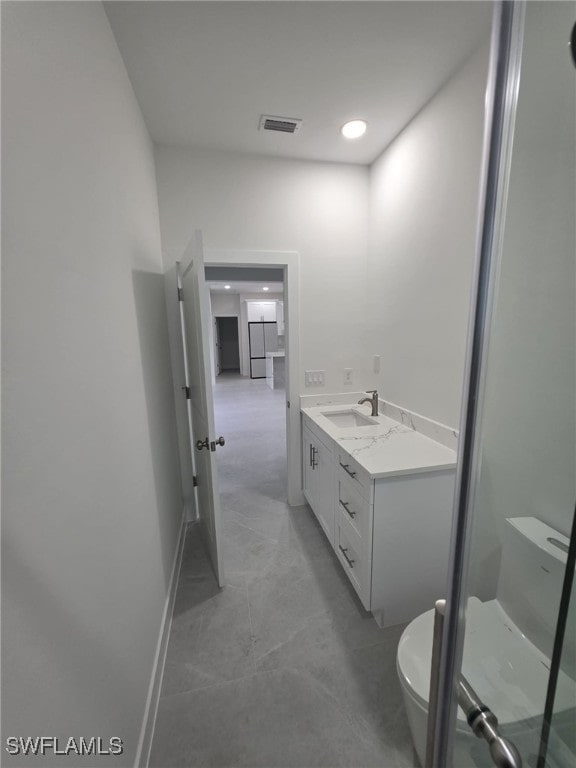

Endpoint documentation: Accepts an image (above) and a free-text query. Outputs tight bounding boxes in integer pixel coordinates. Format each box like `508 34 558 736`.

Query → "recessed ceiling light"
341 119 367 140
224 285 231 290
262 286 269 291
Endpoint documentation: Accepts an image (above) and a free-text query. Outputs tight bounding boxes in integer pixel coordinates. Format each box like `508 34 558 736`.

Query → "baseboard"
134 513 187 768
288 489 306 507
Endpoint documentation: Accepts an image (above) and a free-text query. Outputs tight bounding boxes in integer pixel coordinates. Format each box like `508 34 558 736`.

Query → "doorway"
208 267 289 571
215 316 240 375
157 247 415 768
205 252 301 508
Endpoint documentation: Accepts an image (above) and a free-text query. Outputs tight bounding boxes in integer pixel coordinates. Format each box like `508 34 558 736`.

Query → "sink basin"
321 410 377 428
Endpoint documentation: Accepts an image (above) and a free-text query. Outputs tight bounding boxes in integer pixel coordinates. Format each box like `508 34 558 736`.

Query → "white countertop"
301 402 457 479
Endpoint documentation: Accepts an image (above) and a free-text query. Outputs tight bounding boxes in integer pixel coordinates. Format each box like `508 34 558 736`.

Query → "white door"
213 318 221 376
179 231 225 587
164 264 198 523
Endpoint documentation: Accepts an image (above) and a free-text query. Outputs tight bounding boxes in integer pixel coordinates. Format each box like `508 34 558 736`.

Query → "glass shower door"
433 2 576 767
539 535 576 768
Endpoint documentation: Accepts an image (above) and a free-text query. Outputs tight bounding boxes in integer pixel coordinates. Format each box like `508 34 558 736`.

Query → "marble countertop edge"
301 401 457 479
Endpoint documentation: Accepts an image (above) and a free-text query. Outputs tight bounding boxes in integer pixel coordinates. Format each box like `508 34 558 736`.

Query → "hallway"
150 375 415 767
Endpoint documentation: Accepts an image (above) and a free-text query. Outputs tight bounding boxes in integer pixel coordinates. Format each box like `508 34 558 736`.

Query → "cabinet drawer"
337 451 372 501
336 520 370 610
337 473 372 546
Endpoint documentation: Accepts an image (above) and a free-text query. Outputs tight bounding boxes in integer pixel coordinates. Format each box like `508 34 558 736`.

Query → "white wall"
155 146 370 394
2 3 182 764
366 44 490 428
211 292 241 317
469 2 576 601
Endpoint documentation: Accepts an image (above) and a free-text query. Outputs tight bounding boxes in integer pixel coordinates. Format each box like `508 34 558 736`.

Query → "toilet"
396 517 575 766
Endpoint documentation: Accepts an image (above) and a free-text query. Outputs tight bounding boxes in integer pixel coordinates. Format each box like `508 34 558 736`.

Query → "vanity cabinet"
302 413 455 627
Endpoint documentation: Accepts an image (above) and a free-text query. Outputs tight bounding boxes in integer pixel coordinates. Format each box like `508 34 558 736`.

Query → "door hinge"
183 385 191 399
177 287 183 302
193 475 198 487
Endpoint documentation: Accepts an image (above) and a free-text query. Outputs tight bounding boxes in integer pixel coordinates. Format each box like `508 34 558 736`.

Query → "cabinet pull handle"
339 545 355 568
339 462 356 478
312 446 318 469
309 443 313 467
339 500 357 518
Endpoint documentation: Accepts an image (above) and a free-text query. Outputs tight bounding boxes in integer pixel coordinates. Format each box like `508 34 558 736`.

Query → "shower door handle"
425 600 522 768
457 676 522 768
425 599 445 768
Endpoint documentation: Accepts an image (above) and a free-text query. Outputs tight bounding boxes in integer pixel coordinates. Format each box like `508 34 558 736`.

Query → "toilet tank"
497 517 570 663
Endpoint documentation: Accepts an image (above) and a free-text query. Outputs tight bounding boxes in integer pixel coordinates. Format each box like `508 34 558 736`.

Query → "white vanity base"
301 395 457 628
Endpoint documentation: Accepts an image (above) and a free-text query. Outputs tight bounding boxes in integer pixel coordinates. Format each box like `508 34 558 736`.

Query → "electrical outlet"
305 370 325 387
344 368 353 385
373 355 381 374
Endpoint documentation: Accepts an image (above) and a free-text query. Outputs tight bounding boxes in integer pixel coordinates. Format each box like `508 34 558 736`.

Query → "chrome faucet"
358 390 379 416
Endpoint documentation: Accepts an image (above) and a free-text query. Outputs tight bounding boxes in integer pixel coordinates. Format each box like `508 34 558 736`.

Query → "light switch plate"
344 368 353 385
305 370 325 387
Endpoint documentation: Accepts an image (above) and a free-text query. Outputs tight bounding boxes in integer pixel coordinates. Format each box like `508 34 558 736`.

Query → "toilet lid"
397 597 575 725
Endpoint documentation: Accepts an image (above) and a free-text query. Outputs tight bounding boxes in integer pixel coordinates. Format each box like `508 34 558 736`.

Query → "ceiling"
209 281 284 295
105 1 492 166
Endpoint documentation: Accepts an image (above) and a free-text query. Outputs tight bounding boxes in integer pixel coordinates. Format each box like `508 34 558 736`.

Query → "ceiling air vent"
259 115 302 134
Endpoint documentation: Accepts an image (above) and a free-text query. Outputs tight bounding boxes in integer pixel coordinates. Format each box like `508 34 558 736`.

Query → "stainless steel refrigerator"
248 321 278 378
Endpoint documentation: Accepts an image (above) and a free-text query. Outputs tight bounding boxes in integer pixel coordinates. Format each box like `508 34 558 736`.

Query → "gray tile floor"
150 374 417 768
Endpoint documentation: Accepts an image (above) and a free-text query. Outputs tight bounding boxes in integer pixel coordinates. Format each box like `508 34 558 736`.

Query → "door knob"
210 436 225 451
196 437 210 451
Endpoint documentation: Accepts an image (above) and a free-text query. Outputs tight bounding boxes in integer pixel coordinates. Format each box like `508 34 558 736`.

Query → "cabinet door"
247 301 276 321
246 302 263 322
312 438 336 546
261 302 276 321
302 424 336 547
302 426 316 508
